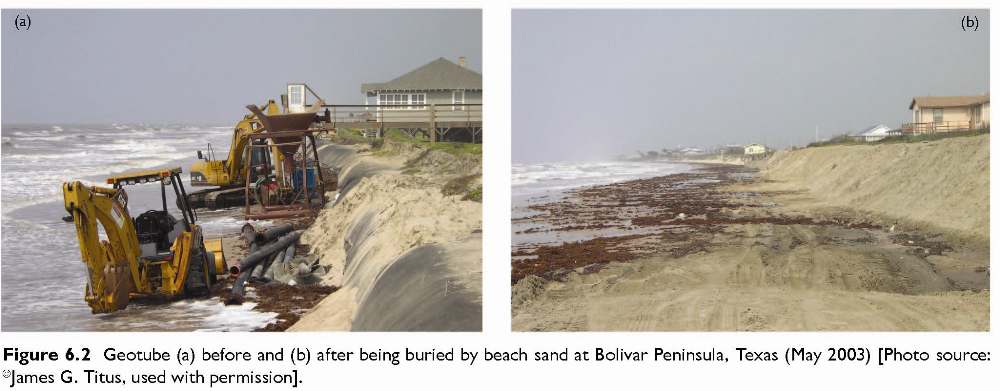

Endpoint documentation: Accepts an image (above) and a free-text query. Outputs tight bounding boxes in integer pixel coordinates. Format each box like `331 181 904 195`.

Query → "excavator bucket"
85 246 135 314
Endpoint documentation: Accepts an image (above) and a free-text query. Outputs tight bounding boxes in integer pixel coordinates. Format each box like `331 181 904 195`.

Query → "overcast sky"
513 10 989 163
2 9 481 124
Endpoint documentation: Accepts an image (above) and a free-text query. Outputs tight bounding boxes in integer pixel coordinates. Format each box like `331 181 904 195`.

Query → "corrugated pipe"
226 230 302 305
241 223 295 247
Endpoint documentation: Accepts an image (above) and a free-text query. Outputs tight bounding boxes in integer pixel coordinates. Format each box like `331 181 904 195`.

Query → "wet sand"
511 164 989 331
210 280 337 332
210 221 336 332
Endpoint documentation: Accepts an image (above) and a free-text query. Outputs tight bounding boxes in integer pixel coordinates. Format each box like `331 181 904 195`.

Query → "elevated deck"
322 104 482 142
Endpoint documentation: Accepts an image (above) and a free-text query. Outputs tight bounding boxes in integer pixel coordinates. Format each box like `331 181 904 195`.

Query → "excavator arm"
192 101 284 187
62 181 144 313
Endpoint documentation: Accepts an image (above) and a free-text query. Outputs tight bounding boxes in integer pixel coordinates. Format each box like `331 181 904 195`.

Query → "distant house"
905 95 990 134
360 57 482 142
743 144 770 161
744 144 766 156
680 147 704 156
853 124 901 142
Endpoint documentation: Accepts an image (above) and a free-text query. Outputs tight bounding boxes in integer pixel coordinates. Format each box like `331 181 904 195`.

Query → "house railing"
900 121 974 134
320 104 482 127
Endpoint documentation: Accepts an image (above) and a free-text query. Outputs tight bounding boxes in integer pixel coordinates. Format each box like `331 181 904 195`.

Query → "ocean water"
511 160 695 247
1 123 276 331
512 160 695 205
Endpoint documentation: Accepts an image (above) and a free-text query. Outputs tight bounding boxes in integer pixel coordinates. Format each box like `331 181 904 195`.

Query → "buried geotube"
226 230 302 305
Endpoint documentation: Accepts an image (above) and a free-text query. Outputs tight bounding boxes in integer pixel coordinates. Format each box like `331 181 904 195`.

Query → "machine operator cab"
107 168 194 256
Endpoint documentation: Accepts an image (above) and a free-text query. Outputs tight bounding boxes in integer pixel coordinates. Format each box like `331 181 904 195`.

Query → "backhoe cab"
62 167 226 314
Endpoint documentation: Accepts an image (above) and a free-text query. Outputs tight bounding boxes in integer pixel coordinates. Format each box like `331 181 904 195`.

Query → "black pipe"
238 231 301 274
241 223 295 247
231 241 259 276
252 250 282 279
258 224 295 244
227 231 302 304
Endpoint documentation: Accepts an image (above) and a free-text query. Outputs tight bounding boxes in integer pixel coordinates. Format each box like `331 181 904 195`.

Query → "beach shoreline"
511 136 989 331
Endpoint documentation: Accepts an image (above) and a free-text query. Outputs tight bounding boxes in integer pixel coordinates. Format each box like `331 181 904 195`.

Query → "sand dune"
289 140 482 331
760 135 989 240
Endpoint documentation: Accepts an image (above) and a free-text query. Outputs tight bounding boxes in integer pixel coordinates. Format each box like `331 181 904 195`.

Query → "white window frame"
288 84 305 110
409 93 425 110
379 93 404 111
378 92 426 110
452 90 465 111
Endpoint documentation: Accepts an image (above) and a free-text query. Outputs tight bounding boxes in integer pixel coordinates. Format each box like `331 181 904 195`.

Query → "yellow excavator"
187 100 283 209
62 167 227 314
187 83 329 209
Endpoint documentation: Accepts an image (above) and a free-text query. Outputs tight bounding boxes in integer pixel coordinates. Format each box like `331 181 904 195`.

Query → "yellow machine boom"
63 168 226 314
62 182 140 313
190 101 283 188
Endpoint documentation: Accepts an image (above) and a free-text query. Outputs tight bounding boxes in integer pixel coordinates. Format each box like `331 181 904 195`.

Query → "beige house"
905 95 990 134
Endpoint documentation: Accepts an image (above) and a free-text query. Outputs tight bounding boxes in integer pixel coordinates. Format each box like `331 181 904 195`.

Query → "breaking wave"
512 160 694 198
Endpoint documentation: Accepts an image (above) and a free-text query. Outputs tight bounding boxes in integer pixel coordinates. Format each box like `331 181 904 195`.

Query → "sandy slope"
289 140 482 331
759 135 989 240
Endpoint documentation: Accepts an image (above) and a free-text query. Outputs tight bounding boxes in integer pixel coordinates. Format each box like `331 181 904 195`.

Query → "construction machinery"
241 103 329 220
62 167 227 314
187 83 331 209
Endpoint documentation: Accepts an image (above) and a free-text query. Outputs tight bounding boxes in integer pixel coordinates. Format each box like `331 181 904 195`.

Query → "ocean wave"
1 155 186 216
2 124 230 216
7 134 74 142
512 160 693 196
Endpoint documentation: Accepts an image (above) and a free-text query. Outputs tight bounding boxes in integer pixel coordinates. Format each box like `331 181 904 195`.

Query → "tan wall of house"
913 105 972 124
980 102 990 128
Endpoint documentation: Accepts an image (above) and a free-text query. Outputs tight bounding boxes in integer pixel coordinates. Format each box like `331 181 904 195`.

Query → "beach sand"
288 138 483 331
512 136 989 331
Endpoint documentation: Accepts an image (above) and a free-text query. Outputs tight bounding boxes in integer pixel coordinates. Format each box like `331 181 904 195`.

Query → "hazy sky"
2 9 481 124
513 10 989 163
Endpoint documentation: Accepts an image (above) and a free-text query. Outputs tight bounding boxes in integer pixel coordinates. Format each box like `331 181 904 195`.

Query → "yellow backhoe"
62 167 226 314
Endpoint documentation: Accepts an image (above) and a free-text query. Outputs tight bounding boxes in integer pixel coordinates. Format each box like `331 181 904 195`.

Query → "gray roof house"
360 57 482 142
362 57 482 108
